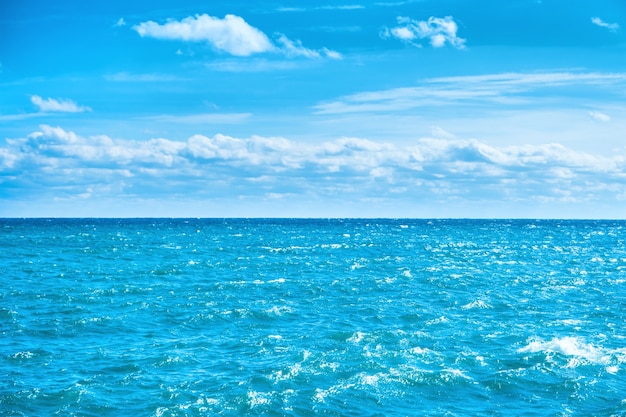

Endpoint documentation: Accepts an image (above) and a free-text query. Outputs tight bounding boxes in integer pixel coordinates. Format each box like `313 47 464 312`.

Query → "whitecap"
321 243 343 249
461 300 492 310
441 368 472 381
314 381 356 403
358 373 381 386
247 390 272 407
559 319 584 326
347 331 365 344
319 361 339 371
518 336 609 365
426 316 449 325
408 346 432 355
265 306 293 316
350 262 365 270
11 351 34 359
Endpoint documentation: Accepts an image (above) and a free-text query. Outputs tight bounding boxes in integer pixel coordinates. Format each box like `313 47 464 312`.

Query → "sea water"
2 218 626 416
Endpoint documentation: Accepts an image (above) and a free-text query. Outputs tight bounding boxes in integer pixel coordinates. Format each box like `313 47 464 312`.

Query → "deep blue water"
2 218 626 416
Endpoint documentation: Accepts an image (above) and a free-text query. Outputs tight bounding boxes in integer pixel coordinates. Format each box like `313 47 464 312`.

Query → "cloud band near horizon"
2 125 625 208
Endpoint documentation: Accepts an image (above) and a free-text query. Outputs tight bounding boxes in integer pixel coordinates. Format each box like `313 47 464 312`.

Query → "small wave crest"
517 336 624 370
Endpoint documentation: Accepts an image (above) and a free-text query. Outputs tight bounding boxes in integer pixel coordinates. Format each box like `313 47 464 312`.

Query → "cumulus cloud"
133 14 274 56
381 16 466 49
31 95 91 113
133 13 341 59
2 125 626 209
591 17 619 32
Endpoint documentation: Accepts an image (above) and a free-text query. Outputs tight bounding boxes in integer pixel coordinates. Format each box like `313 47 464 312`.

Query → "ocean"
2 218 626 416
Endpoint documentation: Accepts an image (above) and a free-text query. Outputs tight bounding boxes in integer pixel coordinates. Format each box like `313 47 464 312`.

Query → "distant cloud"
588 111 610 122
104 72 184 82
30 95 91 113
314 71 626 114
114 18 126 27
322 48 343 60
133 13 341 59
381 16 466 49
277 5 364 12
3 125 626 209
205 58 302 72
275 35 342 59
140 113 252 124
431 126 456 139
591 17 619 32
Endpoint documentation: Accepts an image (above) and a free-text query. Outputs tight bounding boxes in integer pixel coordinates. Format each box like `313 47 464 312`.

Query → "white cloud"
314 71 626 114
275 35 343 59
3 125 626 213
205 58 302 72
133 13 340 59
277 5 364 12
431 126 456 139
588 111 611 122
140 113 252 124
428 72 626 86
591 17 619 32
104 72 185 82
114 18 126 27
30 95 91 113
133 14 274 56
276 34 323 59
322 48 343 60
382 16 466 49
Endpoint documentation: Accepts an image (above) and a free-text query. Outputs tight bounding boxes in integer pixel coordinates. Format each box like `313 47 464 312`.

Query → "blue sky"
1 0 625 218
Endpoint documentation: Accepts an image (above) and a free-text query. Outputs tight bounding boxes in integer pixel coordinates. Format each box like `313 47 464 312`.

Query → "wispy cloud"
133 13 341 59
374 1 422 6
3 125 626 209
114 18 126 27
139 113 252 124
591 17 620 32
381 16 466 49
205 58 302 72
30 95 91 113
588 111 611 122
314 72 626 114
104 72 185 82
277 5 365 12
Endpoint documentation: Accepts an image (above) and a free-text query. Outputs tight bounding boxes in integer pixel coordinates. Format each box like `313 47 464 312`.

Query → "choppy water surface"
2 218 626 416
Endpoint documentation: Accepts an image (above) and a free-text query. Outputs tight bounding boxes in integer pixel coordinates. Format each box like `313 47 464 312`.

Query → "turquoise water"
2 218 626 416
